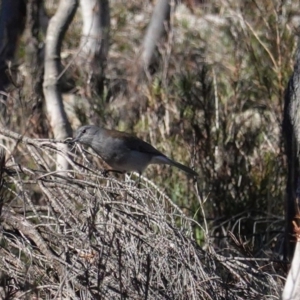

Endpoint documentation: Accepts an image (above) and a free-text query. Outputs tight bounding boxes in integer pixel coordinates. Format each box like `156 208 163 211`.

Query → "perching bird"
70 125 198 177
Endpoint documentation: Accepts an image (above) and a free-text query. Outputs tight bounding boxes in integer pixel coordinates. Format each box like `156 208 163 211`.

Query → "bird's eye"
82 129 86 134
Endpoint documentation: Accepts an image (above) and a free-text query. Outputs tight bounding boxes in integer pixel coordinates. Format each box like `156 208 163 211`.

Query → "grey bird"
70 125 198 177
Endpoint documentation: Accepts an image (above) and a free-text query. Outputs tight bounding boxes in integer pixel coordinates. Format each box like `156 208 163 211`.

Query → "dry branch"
0 128 283 299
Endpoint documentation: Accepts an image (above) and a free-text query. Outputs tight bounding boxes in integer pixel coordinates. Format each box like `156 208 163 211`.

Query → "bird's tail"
169 159 198 177
151 155 198 177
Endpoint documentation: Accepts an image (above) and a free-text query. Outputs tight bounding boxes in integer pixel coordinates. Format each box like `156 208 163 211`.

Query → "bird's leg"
102 169 109 177
101 169 123 177
137 172 141 188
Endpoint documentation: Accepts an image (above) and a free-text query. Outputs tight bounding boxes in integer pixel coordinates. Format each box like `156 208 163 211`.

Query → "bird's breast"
106 150 152 173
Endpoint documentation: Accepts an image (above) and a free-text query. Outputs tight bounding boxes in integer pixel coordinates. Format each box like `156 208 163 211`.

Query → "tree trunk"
77 0 110 97
283 37 300 260
139 0 171 76
0 0 26 117
24 0 43 97
43 0 78 171
24 0 48 136
282 233 300 299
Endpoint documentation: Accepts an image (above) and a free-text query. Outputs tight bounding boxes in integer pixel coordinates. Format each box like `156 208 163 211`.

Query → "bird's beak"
65 137 78 144
71 137 79 143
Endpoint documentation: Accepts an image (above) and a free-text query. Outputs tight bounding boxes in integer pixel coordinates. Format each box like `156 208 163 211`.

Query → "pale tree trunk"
282 233 300 299
139 0 171 75
78 0 110 97
283 38 300 260
43 0 78 171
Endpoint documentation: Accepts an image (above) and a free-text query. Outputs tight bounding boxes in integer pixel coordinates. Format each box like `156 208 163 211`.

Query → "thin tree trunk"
43 0 78 171
139 0 171 75
24 0 48 136
78 0 110 97
283 37 300 260
282 231 300 299
25 0 43 97
0 0 26 117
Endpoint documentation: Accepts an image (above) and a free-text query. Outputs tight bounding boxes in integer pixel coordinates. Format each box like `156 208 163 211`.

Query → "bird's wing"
105 129 165 156
126 136 165 156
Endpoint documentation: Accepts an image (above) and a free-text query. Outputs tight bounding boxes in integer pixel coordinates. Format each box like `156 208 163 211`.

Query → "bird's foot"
102 169 124 177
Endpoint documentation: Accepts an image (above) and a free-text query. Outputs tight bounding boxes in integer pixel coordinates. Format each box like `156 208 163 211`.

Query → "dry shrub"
0 128 283 299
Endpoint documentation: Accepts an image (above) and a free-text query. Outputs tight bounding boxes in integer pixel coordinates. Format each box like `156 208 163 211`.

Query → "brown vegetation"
0 0 297 298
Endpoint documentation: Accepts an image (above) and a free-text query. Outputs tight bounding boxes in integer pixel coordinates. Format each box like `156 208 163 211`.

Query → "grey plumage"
71 125 198 176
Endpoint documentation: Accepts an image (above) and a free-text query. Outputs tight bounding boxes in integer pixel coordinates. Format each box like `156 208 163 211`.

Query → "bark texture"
139 0 171 75
0 0 26 115
283 38 300 260
78 0 110 96
43 0 78 170
282 236 300 299
25 0 42 88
